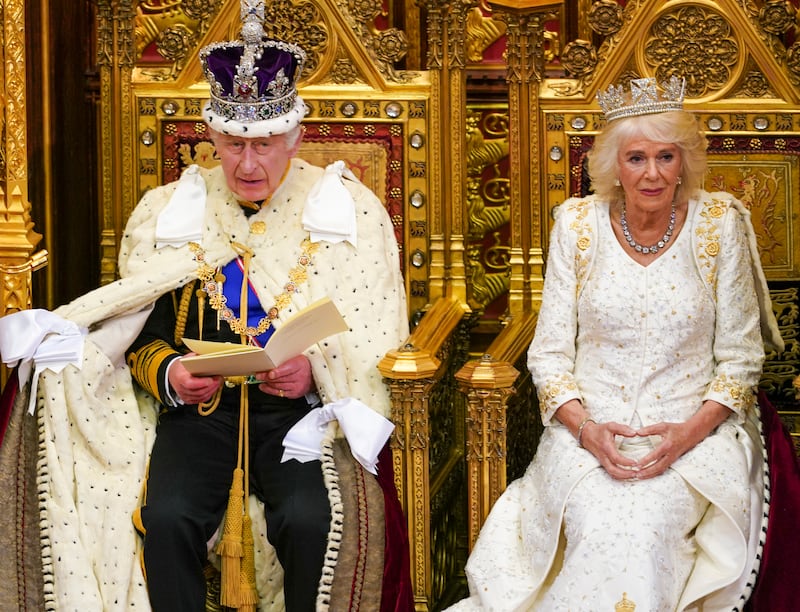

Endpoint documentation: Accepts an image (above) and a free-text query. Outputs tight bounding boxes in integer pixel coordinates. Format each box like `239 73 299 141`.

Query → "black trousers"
138 396 331 612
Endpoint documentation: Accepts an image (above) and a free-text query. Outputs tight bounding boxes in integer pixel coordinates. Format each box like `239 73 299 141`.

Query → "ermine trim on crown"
596 76 686 122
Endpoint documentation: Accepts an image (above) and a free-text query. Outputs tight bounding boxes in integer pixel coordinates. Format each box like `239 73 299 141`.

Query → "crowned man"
0 1 412 610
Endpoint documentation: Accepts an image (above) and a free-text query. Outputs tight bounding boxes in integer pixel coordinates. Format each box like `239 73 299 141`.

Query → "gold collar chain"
189 237 319 341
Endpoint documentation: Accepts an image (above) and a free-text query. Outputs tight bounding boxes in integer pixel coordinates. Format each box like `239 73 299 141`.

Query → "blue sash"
221 258 275 347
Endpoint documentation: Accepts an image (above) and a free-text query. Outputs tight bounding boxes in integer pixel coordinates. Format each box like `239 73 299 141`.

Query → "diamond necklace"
620 202 676 255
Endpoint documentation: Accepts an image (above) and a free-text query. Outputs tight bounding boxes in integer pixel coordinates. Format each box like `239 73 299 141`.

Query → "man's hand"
169 355 222 404
253 354 315 399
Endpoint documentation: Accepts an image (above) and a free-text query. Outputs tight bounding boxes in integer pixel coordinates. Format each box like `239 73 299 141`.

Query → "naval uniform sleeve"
126 288 185 405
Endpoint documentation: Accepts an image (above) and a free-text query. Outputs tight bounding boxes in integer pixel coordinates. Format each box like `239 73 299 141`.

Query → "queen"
445 76 782 611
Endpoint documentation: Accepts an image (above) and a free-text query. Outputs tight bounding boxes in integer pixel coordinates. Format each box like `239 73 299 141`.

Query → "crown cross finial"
240 0 265 43
241 0 265 21
232 0 265 103
597 76 686 122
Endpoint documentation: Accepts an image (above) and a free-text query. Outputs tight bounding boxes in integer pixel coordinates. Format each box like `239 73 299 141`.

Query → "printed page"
180 297 348 376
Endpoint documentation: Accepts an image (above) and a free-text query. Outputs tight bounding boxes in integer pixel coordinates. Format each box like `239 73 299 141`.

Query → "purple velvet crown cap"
200 38 307 138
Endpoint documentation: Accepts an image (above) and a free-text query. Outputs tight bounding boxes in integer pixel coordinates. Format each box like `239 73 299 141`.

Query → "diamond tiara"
596 76 686 122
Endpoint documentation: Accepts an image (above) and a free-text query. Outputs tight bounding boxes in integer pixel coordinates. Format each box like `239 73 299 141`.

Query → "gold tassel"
216 467 245 608
237 513 259 611
209 246 260 611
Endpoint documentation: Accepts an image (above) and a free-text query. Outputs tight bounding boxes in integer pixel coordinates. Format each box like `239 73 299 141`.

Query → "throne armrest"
377 295 470 609
455 310 537 549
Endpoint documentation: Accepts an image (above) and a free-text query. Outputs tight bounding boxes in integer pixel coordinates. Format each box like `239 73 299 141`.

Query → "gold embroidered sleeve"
704 373 757 419
127 339 178 404
700 198 765 421
528 197 591 425
536 373 581 422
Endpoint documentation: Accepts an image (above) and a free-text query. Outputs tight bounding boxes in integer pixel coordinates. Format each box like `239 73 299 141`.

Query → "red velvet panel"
375 443 414 612
746 392 800 611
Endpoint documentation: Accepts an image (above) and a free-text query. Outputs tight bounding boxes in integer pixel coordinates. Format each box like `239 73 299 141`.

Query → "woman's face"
617 138 682 213
212 130 302 202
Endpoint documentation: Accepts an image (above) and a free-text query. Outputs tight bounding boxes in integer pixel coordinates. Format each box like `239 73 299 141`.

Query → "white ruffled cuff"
281 397 393 474
0 309 86 413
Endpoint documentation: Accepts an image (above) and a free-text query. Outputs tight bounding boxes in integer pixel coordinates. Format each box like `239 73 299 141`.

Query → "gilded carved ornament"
645 6 740 98
329 52 363 84
133 2 216 79
324 0 414 82
3 3 27 182
588 0 623 36
156 24 198 75
758 0 796 36
445 0 478 69
788 43 800 85
467 243 510 308
753 0 799 67
560 40 597 80
0 0 48 321
464 108 511 309
135 1 219 60
547 0 625 95
735 68 773 98
488 8 556 85
465 6 507 64
262 0 329 77
548 2 800 97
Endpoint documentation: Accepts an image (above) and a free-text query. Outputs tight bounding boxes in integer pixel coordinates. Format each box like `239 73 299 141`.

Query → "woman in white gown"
447 77 782 612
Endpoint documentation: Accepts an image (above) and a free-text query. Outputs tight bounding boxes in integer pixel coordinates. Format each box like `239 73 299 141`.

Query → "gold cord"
235 242 255 343
186 238 323 609
174 281 196 346
238 383 257 608
197 386 222 416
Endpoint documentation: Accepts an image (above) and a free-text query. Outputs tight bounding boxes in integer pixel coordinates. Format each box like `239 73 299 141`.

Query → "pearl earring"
676 176 682 185
614 178 621 186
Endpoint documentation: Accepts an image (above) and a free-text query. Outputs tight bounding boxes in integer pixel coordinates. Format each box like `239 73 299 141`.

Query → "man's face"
211 130 302 202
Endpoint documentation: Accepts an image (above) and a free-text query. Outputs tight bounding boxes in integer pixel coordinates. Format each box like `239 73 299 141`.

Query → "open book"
180 297 348 377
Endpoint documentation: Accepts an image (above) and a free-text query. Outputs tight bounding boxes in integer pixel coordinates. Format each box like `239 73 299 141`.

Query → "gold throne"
2 1 800 611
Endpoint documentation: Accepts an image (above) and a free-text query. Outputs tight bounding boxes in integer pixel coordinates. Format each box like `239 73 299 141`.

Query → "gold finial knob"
615 592 636 612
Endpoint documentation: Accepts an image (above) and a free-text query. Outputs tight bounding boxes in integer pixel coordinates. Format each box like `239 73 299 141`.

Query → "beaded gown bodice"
577 203 716 427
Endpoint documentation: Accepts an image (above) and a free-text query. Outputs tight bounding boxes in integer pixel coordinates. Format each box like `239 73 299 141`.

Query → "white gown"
448 193 771 612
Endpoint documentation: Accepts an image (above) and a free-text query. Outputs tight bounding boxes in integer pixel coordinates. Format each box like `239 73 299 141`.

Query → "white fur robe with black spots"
25 159 408 610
